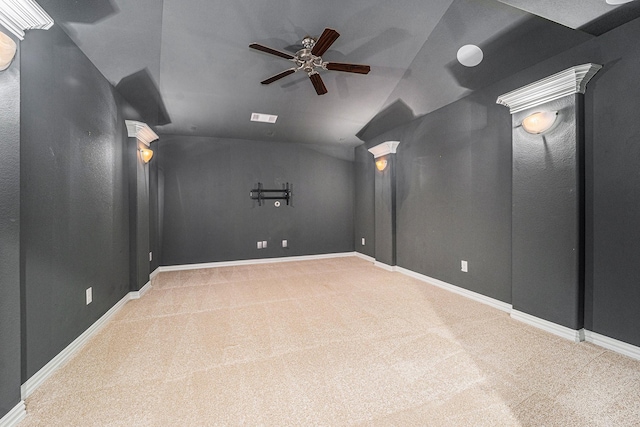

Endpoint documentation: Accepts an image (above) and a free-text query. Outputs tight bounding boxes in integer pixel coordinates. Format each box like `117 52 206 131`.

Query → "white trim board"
374 261 396 272
348 257 640 359
394 266 512 313
157 252 357 272
149 267 160 280
0 401 25 427
511 310 584 342
129 281 151 300
353 252 375 263
585 330 640 361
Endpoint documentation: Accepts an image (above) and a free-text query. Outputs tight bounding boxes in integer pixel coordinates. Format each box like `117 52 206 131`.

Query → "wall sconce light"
139 148 154 163
0 30 17 71
375 159 388 171
521 111 558 134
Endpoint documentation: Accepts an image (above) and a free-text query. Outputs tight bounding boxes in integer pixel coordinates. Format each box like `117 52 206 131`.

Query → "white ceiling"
37 0 636 146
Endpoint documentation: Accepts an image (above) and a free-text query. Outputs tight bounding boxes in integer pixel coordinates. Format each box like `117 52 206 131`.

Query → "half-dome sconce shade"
140 148 154 163
521 111 558 134
375 159 388 171
0 30 17 71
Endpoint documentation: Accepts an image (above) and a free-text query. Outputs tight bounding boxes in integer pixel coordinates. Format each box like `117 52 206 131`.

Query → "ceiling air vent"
250 113 278 123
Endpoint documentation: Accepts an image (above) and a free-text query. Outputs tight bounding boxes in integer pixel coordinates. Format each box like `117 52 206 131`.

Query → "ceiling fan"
249 28 371 95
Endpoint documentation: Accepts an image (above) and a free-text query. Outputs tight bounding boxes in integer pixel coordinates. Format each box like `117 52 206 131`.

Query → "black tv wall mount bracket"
250 182 292 206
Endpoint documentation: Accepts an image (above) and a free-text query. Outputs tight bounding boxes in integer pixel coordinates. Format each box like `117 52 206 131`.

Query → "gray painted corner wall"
353 16 640 346
511 95 583 329
587 19 640 345
158 136 355 265
354 145 375 258
0 31 22 418
385 88 513 303
20 26 131 379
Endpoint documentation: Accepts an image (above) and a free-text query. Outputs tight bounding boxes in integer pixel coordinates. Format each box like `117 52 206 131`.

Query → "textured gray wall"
511 96 583 329
394 89 513 303
20 27 131 379
354 16 640 345
159 136 355 265
354 145 375 258
361 87 513 303
0 31 22 418
501 17 640 346
587 20 640 345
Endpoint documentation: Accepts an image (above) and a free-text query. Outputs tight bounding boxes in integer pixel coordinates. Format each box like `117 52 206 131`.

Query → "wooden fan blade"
249 43 294 60
309 73 327 95
261 68 297 85
311 28 340 56
325 62 371 74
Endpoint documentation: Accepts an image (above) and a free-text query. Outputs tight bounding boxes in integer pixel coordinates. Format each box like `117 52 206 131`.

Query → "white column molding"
0 0 53 40
125 120 159 147
496 63 602 114
368 141 400 158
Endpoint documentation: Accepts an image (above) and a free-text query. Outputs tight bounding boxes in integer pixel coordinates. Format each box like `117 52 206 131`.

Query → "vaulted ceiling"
38 0 639 146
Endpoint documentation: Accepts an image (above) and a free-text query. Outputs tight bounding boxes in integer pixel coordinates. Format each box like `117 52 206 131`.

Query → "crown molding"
0 0 53 40
368 141 400 158
125 120 159 146
496 63 602 114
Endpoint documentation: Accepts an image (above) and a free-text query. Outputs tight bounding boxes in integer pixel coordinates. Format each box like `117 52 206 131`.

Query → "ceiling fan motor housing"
301 36 316 49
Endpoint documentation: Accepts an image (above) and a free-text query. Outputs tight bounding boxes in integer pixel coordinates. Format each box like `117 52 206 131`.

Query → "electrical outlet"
149 252 153 261
86 287 93 305
461 260 468 273
257 241 263 249
262 240 267 248
282 239 288 248
361 237 366 246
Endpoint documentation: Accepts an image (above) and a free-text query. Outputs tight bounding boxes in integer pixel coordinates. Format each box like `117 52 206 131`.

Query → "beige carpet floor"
20 257 640 426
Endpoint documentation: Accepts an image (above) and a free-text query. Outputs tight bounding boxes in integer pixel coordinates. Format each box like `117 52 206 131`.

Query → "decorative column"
497 64 601 341
368 141 400 269
0 1 52 424
126 120 158 294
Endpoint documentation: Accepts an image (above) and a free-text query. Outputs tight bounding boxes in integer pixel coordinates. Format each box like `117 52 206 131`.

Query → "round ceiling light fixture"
457 44 483 67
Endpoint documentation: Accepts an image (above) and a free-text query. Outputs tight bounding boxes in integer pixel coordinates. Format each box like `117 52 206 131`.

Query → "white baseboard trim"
157 252 357 272
511 310 584 342
395 266 512 313
0 401 25 427
149 267 160 280
21 292 131 399
354 252 375 263
130 281 151 300
585 330 640 361
373 261 396 271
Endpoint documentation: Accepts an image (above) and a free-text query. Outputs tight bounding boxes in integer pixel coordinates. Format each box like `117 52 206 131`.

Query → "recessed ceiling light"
457 44 483 67
606 0 633 4
250 113 278 123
